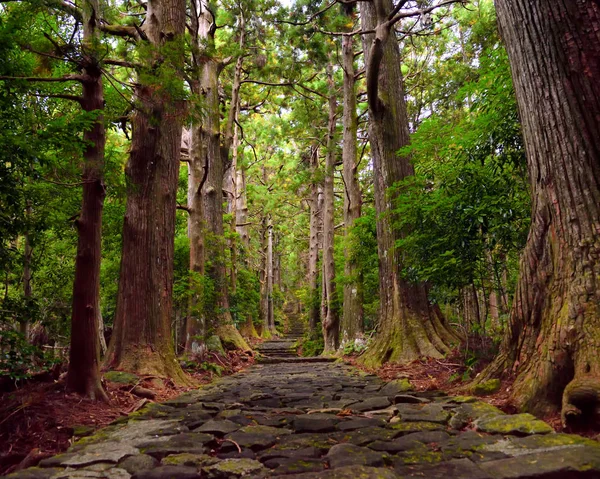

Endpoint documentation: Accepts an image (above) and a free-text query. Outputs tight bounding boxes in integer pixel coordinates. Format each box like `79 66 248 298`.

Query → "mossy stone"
472 379 501 396
161 453 218 467
206 335 226 356
73 425 96 437
389 421 445 433
104 371 140 385
380 379 413 396
203 458 265 477
475 413 554 435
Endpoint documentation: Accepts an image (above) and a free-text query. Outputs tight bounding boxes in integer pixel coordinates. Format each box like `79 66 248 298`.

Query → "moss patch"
472 379 501 396
475 413 554 435
103 371 139 385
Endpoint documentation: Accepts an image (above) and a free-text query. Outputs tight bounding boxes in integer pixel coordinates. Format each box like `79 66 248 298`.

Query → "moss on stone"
389 421 444 433
472 379 501 396
161 453 218 467
72 425 96 437
206 335 226 356
475 413 554 435
399 450 444 465
216 324 251 351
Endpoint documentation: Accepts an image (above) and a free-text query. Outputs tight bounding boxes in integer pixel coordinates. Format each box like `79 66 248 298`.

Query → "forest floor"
0 349 255 476
8 334 600 478
343 349 567 433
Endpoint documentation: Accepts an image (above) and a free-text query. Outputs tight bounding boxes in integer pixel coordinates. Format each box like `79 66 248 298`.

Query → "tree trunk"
359 0 458 367
340 18 363 349
105 0 189 384
21 209 32 338
476 0 600 423
235 167 249 246
266 217 275 334
66 0 108 400
321 62 339 354
307 146 323 335
191 3 249 351
185 117 206 355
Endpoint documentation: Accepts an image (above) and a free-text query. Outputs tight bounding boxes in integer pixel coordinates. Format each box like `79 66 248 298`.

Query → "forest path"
12 344 600 478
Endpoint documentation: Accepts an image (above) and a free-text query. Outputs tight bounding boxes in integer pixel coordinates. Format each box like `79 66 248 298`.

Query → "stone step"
256 356 337 364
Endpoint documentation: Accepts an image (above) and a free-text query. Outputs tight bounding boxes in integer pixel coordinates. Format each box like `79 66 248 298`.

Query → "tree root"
561 376 600 429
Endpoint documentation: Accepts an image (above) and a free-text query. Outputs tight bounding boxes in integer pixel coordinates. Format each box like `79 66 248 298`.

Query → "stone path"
10 334 600 478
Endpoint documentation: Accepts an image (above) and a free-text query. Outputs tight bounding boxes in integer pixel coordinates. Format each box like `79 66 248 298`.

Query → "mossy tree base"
104 345 193 387
216 324 251 352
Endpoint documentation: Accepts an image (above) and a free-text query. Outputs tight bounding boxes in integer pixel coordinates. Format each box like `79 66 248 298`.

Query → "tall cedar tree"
105 0 190 383
476 0 600 423
359 0 459 366
340 4 363 347
187 0 249 350
321 61 339 352
66 0 108 400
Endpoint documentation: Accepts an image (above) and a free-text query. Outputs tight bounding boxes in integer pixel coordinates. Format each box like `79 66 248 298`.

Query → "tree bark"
307 146 323 336
105 0 189 384
189 2 249 351
266 217 275 334
340 16 364 349
321 62 339 354
66 0 108 400
476 0 600 423
359 0 458 367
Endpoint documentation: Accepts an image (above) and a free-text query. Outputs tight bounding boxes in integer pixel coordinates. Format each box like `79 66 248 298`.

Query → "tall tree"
307 146 323 335
476 0 600 422
321 60 339 353
66 0 108 400
359 0 459 366
104 0 189 383
186 0 249 351
339 4 363 348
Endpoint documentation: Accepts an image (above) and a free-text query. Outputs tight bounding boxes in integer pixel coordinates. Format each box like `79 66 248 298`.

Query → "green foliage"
230 266 261 327
0 329 58 380
347 207 380 330
301 332 324 357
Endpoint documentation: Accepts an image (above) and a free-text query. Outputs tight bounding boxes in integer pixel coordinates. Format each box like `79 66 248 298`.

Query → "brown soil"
0 350 254 476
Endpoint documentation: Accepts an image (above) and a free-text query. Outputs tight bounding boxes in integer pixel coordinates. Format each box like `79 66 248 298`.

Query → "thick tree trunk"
476 0 600 423
321 63 339 354
340 23 363 349
307 146 323 335
189 3 249 351
359 0 458 367
66 0 108 400
105 0 189 384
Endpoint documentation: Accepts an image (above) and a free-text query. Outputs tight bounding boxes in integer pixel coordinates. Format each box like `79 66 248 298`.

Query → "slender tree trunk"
266 217 275 334
235 167 249 246
66 0 108 400
321 63 339 354
185 116 206 355
307 146 323 335
105 0 189 384
476 0 600 423
340 16 363 349
21 207 32 338
359 0 458 367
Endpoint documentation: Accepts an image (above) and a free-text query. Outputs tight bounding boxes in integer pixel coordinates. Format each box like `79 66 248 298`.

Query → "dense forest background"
0 0 599 449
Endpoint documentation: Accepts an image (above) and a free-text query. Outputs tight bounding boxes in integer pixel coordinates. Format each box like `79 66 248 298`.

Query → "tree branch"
0 74 86 83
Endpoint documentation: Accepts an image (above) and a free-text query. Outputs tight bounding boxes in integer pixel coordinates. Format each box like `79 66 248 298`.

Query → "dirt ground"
0 350 255 476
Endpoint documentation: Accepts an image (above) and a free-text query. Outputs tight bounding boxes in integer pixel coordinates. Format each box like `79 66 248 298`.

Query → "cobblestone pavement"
10 338 600 478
